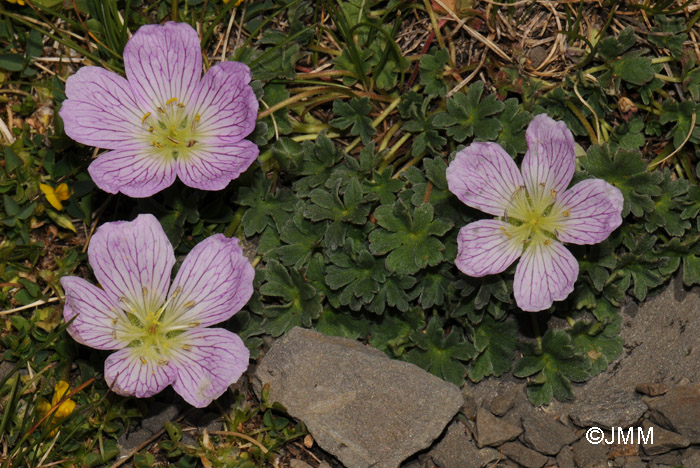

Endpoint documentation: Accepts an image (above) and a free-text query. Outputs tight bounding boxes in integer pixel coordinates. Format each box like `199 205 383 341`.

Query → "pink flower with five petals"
446 114 624 312
59 22 258 197
61 214 254 407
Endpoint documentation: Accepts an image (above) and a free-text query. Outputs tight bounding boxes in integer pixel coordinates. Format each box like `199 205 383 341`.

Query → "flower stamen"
166 97 178 106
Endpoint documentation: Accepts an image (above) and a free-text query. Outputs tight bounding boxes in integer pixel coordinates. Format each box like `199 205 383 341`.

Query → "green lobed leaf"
514 330 591 405
433 81 505 142
467 315 518 382
406 316 477 386
579 145 662 217
369 202 453 275
331 96 376 145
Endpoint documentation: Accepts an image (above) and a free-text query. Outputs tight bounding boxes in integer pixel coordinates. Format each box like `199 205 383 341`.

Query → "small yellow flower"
40 183 70 211
3 0 26 5
37 380 76 435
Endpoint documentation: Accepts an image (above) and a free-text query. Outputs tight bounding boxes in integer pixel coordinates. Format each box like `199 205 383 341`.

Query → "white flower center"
114 286 197 364
500 184 569 246
140 98 201 160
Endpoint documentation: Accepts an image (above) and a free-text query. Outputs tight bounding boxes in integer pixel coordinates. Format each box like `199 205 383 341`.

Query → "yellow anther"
157 359 169 366
148 126 154 133
177 102 185 108
187 140 197 147
140 356 147 364
156 106 165 114
551 189 557 199
189 322 200 327
539 182 546 187
166 97 178 105
544 240 551 245
500 226 512 238
152 141 164 149
142 286 148 297
141 112 151 123
171 286 183 297
182 344 191 351
184 300 196 309
563 210 570 217
112 317 118 325
167 136 181 145
195 113 200 122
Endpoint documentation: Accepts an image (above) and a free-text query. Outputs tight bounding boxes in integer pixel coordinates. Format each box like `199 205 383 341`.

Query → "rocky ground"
111 275 700 468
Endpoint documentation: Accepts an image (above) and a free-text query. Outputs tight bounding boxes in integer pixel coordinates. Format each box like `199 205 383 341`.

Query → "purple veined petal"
59 66 147 149
188 61 258 142
553 179 624 245
513 240 579 312
88 146 177 198
61 276 125 350
170 328 250 408
521 114 576 197
165 234 254 328
446 142 524 217
87 214 175 312
176 140 259 191
104 348 175 398
124 22 202 109
455 220 523 277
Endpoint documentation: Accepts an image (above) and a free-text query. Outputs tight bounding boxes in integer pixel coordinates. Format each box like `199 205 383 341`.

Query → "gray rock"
567 391 647 430
520 410 578 455
0 360 15 382
549 276 700 426
500 442 547 468
641 421 689 456
599 276 700 390
460 389 477 420
253 327 463 468
647 384 700 444
555 446 575 468
475 406 522 447
570 438 608 468
682 447 700 468
649 450 683 467
289 461 314 468
620 456 646 468
117 403 180 458
429 421 499 468
635 382 668 397
489 392 515 417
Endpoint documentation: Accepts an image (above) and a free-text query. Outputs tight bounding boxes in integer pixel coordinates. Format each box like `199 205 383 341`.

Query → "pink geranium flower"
61 214 254 407
446 114 624 312
59 22 259 197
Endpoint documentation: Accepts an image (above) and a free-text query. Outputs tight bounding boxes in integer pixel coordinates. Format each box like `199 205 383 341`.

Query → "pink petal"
88 147 176 198
455 220 523 277
514 241 579 312
165 234 254 329
61 276 125 350
188 61 258 143
104 348 175 398
123 22 202 109
176 140 259 191
521 114 575 198
87 214 175 312
170 328 249 408
59 66 146 149
554 179 624 245
446 142 524 216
